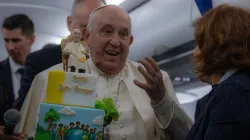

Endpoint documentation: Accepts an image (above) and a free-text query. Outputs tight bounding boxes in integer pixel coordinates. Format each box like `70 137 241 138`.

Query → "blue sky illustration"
37 103 104 131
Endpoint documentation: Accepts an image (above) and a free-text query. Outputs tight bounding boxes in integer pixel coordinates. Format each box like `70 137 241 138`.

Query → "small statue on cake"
61 28 89 73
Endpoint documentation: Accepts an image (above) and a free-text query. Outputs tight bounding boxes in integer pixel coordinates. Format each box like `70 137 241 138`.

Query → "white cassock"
15 58 193 140
63 41 88 70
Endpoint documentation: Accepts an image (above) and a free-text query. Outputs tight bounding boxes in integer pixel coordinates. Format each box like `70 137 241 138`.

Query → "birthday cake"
34 71 105 140
34 31 119 140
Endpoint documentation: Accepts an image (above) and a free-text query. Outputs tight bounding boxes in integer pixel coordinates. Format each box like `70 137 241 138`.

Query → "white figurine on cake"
62 29 89 73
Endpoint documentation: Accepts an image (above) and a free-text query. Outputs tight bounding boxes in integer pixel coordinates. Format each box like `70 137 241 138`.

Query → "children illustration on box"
36 119 103 140
35 106 105 140
48 121 103 140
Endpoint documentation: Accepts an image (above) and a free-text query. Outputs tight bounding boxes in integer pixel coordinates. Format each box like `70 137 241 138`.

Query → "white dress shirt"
9 57 23 99
88 60 139 140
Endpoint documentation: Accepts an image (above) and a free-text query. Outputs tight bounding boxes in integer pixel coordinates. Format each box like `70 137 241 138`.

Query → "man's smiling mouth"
105 50 120 56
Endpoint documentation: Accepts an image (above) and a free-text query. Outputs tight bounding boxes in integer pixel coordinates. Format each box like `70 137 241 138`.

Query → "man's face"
72 29 81 42
67 0 104 35
86 7 133 74
3 28 34 65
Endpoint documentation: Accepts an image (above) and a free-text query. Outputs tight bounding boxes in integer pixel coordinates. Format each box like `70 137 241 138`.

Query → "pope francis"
15 5 193 140
63 29 88 71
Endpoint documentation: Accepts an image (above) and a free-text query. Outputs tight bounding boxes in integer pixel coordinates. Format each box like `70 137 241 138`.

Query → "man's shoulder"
126 60 170 78
66 41 73 45
198 94 209 105
27 45 61 59
0 58 9 70
125 60 140 73
126 59 139 66
25 44 62 72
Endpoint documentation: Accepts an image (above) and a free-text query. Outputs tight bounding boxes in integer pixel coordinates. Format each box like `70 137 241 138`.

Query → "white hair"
72 28 81 32
86 5 130 32
72 28 81 35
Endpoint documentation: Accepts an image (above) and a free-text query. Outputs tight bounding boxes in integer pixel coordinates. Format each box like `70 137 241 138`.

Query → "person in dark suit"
0 14 35 125
42 43 57 49
185 4 250 140
13 0 106 111
194 84 220 121
194 94 208 121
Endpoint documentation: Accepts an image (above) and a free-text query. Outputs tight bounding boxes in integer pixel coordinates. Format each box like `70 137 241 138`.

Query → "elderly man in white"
63 28 88 72
15 5 192 140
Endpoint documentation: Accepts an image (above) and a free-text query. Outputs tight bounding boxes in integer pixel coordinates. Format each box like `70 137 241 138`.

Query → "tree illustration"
95 98 119 126
44 108 60 130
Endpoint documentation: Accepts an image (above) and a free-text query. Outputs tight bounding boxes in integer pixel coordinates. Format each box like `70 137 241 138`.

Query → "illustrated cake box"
34 70 105 140
35 103 104 140
44 70 98 107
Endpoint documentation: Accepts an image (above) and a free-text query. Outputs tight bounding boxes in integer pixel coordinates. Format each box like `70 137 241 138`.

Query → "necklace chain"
86 60 122 136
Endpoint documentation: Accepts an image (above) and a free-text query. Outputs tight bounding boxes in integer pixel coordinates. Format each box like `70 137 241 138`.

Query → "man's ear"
67 16 72 32
82 27 90 43
129 35 134 46
28 34 35 46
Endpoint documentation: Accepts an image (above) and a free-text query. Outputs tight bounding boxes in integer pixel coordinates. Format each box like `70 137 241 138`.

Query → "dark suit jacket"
185 70 250 140
13 45 62 111
0 58 14 125
194 85 218 121
195 94 208 121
